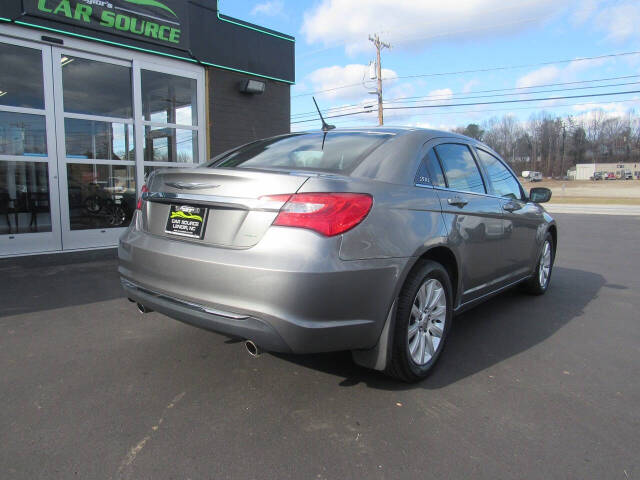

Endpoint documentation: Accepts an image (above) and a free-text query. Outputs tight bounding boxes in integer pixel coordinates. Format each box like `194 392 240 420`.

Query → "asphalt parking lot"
1 213 638 480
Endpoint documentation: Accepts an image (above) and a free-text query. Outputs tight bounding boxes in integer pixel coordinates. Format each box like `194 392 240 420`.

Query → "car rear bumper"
118 226 408 353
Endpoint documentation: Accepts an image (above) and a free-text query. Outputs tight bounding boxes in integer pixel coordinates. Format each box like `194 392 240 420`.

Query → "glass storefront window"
61 56 133 118
141 70 197 125
64 119 134 161
144 126 197 163
67 164 136 230
0 44 45 110
0 161 51 234
0 112 47 157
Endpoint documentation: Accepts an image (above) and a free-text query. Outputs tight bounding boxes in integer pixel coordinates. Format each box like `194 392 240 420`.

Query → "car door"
427 142 504 304
474 147 542 279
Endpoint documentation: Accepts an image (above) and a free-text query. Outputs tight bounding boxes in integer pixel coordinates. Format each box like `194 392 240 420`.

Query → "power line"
292 49 640 98
292 98 640 130
290 89 640 124
290 74 640 120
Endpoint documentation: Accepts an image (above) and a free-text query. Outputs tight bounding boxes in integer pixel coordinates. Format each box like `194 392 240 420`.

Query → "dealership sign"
26 0 189 49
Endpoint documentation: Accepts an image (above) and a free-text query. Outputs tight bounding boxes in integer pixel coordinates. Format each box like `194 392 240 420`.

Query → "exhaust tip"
137 303 153 314
244 340 262 357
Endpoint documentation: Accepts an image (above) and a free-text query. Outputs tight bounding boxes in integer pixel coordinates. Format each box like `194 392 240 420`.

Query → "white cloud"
301 0 570 54
251 0 284 17
516 66 561 89
594 3 640 43
571 0 640 43
463 80 479 93
306 64 398 101
515 58 610 89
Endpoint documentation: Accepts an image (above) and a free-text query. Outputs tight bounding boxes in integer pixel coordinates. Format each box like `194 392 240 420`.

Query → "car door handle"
447 196 468 208
503 201 521 213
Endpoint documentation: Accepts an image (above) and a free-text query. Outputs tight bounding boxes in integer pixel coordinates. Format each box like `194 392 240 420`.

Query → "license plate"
165 204 208 239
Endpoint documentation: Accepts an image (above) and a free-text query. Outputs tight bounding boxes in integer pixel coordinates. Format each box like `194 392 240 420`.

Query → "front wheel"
522 233 555 295
387 260 453 382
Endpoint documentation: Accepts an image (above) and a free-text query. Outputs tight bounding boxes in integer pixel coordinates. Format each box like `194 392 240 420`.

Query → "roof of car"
301 126 473 141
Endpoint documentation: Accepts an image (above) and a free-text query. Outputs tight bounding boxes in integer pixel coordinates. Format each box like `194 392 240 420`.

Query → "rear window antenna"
313 97 335 132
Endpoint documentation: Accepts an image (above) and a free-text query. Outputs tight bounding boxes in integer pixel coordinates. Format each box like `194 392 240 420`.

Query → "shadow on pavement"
272 266 604 390
0 249 121 318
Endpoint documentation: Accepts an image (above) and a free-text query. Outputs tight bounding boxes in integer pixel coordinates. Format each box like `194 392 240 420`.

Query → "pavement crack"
114 391 186 480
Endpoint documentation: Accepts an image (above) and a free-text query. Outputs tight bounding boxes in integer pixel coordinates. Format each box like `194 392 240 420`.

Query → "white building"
571 163 640 180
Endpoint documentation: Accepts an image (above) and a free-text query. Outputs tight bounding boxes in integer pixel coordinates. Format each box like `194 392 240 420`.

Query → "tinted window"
212 132 392 172
476 149 522 200
416 149 446 187
61 56 132 118
434 144 485 194
141 70 197 125
0 44 44 109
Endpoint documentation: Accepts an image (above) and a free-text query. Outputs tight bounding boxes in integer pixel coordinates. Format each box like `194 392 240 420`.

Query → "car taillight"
261 193 373 237
136 184 149 210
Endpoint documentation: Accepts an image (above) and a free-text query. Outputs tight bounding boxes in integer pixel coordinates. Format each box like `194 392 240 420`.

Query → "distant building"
570 163 640 180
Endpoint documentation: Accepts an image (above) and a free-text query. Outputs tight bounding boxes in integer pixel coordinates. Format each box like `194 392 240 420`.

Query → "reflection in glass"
141 70 197 125
67 164 136 230
0 161 51 234
65 119 134 160
0 43 45 109
144 126 197 163
0 112 47 156
61 56 133 118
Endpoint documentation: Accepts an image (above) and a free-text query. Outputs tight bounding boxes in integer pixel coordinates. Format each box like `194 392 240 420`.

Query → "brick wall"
208 67 290 158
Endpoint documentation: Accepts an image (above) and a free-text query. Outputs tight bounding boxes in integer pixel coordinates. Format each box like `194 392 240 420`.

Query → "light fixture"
238 79 266 95
60 56 74 67
0 91 6 97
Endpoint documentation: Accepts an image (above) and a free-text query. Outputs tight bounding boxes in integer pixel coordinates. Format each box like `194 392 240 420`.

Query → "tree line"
453 109 640 177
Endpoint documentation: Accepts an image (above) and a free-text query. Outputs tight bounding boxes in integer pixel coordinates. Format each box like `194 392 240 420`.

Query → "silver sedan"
119 128 556 382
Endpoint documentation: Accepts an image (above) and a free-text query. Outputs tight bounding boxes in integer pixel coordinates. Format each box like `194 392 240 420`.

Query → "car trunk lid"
142 167 310 248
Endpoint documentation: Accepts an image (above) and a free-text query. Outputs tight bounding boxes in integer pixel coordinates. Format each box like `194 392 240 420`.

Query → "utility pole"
368 34 390 126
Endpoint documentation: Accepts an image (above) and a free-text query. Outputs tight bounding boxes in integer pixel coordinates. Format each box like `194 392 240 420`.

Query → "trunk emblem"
164 182 220 190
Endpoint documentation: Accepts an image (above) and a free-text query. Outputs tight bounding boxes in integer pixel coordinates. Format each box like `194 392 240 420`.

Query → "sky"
217 0 640 131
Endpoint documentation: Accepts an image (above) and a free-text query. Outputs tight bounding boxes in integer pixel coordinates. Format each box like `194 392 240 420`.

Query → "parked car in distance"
625 171 633 180
605 172 616 180
529 171 543 182
592 172 603 181
119 128 557 382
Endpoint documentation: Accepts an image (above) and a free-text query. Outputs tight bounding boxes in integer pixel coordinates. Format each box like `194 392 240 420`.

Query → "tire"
521 232 555 295
386 260 453 383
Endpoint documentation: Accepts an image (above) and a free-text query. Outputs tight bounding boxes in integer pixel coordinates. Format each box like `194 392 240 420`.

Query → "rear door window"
475 149 523 200
434 143 486 194
210 132 392 173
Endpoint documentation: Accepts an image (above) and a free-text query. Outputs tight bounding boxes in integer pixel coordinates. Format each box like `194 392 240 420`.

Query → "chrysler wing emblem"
165 181 220 190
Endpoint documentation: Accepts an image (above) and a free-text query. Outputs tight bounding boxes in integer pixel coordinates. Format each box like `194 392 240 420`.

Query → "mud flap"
351 300 396 371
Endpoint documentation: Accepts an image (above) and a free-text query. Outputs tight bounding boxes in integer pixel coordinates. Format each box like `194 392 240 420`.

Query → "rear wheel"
522 233 554 295
387 260 453 382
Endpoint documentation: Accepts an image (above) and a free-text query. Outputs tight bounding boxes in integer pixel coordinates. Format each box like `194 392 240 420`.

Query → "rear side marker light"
260 193 373 237
136 184 149 210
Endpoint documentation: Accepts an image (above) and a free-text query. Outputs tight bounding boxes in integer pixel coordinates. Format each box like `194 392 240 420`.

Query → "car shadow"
271 266 604 390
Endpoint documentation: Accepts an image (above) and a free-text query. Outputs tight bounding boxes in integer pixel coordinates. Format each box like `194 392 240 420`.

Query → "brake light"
136 184 149 210
262 193 373 237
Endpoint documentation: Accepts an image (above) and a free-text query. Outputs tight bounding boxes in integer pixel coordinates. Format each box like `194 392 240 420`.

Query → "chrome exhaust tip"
244 340 262 357
137 303 153 314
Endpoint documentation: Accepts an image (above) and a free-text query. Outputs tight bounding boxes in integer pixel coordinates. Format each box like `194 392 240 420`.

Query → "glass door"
51 48 136 250
0 36 62 256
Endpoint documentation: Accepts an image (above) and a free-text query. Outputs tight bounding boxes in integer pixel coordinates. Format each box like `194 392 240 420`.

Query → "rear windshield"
209 132 392 172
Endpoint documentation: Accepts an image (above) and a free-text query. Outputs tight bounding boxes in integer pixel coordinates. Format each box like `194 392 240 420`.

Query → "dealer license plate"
165 204 208 239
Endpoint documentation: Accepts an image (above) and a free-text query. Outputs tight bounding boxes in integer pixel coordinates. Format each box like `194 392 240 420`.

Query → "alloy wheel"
538 240 552 288
408 279 447 366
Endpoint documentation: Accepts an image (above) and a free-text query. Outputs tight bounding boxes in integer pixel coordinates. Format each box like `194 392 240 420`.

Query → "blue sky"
218 0 640 131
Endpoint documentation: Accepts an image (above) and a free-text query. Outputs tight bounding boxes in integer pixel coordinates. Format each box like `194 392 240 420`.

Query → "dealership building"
0 0 294 256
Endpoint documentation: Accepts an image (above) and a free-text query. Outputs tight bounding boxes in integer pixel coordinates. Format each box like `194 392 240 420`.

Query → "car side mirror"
529 187 552 204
